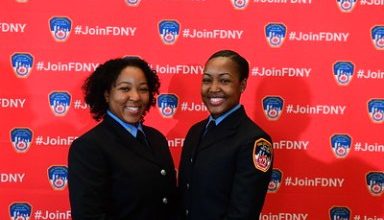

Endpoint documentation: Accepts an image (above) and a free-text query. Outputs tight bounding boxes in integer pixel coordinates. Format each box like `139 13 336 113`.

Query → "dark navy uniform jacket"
68 115 177 220
178 106 273 220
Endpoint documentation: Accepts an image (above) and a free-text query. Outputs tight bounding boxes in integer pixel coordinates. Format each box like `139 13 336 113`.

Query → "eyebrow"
203 72 231 77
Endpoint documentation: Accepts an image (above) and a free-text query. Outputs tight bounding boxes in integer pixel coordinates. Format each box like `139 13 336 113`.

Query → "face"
201 56 246 118
105 66 150 124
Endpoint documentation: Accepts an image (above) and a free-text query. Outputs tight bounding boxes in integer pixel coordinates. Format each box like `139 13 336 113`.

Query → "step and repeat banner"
1 0 383 219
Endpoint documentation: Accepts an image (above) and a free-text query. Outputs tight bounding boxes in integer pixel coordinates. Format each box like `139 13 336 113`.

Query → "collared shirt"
206 104 241 128
106 110 144 138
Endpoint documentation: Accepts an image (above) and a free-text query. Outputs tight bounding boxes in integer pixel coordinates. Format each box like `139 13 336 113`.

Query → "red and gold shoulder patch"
252 138 273 172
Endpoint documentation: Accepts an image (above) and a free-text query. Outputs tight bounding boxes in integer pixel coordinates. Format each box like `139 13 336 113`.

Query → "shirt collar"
208 104 241 126
106 110 141 137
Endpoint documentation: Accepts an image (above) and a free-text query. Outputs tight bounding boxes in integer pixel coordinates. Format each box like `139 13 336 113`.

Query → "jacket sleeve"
225 136 273 219
67 137 109 220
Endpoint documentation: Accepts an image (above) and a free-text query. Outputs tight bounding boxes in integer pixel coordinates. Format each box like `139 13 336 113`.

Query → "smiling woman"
178 50 273 220
67 57 177 220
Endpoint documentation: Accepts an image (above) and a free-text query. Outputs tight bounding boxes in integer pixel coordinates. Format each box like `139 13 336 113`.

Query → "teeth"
210 98 224 105
126 106 140 113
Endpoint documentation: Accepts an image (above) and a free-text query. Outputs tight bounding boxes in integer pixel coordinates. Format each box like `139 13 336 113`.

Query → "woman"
68 57 177 219
178 50 274 219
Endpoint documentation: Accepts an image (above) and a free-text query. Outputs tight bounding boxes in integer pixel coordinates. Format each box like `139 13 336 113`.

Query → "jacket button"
160 169 167 176
190 158 193 163
185 209 189 216
186 183 190 190
162 197 168 204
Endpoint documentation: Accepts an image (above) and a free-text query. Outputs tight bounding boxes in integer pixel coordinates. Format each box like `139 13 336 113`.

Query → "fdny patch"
158 20 180 45
262 96 284 121
329 206 351 220
268 169 282 193
48 165 68 190
11 52 34 78
371 25 384 50
367 98 384 123
49 16 72 42
157 93 178 118
253 138 273 172
265 23 287 48
366 171 384 196
333 61 354 86
9 202 32 219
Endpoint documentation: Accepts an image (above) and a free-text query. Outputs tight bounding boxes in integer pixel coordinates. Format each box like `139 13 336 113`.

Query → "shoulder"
70 121 110 151
238 116 271 141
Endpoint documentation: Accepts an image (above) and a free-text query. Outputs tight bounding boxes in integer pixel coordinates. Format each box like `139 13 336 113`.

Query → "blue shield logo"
9 202 32 220
158 20 180 45
336 0 357 13
157 93 178 118
268 169 282 193
230 0 249 10
367 99 384 123
366 172 384 196
49 16 72 42
333 61 354 86
48 165 68 190
329 206 351 220
10 53 34 78
330 134 351 158
48 91 71 116
371 26 384 50
265 23 287 48
262 96 284 120
10 128 33 153
125 0 141 6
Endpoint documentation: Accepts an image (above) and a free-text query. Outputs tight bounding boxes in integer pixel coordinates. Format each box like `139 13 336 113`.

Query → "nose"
129 88 140 101
209 80 220 92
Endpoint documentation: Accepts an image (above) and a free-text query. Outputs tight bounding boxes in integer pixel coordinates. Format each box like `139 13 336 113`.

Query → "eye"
202 77 212 84
118 86 131 92
220 79 231 84
139 86 149 92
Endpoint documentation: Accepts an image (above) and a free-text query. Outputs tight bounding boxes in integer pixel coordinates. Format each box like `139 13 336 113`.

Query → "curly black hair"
82 57 160 121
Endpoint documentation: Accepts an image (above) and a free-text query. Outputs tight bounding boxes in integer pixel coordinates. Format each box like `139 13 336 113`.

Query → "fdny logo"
9 202 32 220
371 25 384 50
125 0 141 6
11 53 34 78
268 169 282 193
10 128 33 153
329 206 351 220
265 23 287 48
336 0 357 13
253 138 273 172
333 61 354 86
157 93 178 118
158 20 180 45
367 98 384 123
330 134 351 158
262 96 284 121
48 91 71 116
230 0 250 10
49 16 72 42
48 165 68 190
366 171 384 196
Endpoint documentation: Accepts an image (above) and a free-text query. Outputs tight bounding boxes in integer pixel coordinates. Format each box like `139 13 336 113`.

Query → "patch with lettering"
253 138 273 172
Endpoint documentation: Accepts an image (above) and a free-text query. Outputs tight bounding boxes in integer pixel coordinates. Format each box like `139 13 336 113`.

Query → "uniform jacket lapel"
198 106 245 152
103 115 160 165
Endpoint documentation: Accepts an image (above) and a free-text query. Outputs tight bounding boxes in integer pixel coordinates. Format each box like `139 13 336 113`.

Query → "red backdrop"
1 0 383 219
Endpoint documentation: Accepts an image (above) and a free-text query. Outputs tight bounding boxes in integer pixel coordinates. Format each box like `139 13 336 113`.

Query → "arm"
225 137 273 220
67 138 109 220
